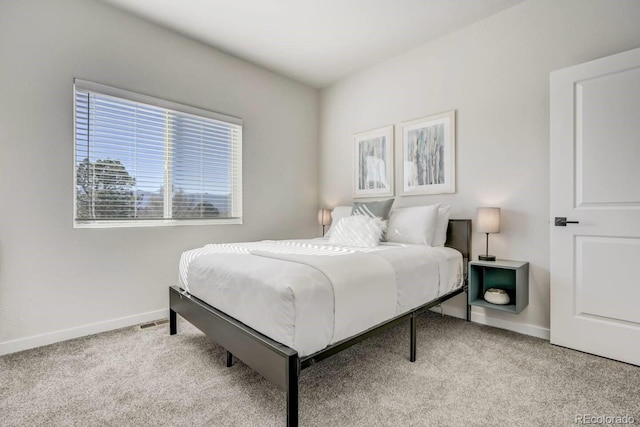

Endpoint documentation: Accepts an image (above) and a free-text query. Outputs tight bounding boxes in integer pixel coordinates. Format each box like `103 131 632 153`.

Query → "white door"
550 47 640 366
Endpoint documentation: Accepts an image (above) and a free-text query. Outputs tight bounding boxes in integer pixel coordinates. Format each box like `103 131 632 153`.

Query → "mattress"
179 239 463 357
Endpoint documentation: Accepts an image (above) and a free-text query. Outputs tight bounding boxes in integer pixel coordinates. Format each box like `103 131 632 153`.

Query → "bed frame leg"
409 312 417 362
226 351 234 367
286 354 299 427
170 309 177 335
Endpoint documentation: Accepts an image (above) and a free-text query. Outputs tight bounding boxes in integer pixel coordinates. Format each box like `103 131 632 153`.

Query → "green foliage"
76 158 137 219
135 188 218 219
171 190 220 218
188 202 220 218
76 158 222 220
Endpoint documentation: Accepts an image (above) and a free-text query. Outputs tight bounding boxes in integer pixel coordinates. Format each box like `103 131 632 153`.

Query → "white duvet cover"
179 239 463 357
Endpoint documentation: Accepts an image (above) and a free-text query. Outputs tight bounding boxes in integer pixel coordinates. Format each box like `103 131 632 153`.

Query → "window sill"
74 218 243 229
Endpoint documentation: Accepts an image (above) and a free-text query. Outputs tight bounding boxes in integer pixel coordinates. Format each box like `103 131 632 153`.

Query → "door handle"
555 217 580 227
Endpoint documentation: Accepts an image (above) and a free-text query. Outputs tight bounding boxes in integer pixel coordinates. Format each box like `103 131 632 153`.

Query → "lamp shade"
318 208 332 226
475 207 500 233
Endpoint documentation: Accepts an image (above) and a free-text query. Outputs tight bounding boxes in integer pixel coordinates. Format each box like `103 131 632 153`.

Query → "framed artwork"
353 125 394 198
401 110 455 195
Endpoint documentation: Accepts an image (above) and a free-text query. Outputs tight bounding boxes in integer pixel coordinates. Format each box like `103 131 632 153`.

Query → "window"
73 79 242 227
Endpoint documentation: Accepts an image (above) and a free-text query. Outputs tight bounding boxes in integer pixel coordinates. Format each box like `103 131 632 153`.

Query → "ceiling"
100 0 525 88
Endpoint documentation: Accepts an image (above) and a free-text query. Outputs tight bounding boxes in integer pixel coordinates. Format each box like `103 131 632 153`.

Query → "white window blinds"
73 79 242 227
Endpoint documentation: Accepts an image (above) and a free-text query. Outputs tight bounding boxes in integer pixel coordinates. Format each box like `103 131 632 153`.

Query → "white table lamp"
318 208 332 237
476 207 500 261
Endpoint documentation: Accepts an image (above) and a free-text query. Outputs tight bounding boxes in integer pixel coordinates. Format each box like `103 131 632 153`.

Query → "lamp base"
479 254 496 261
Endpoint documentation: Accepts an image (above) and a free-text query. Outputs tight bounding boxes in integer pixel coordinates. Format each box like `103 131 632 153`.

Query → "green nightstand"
468 259 529 314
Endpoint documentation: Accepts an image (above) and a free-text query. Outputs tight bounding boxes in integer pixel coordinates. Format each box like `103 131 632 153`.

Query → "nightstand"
468 259 529 314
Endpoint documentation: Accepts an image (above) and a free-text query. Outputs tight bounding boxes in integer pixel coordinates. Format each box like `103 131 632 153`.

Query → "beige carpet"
1 312 638 426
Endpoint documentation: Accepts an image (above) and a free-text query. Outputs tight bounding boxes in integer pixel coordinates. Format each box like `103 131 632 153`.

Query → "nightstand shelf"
468 259 529 314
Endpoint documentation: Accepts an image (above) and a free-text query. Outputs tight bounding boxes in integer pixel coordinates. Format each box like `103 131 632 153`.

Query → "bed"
169 219 471 426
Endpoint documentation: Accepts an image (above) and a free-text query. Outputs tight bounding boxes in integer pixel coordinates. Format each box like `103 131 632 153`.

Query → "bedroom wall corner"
0 0 319 353
318 0 640 337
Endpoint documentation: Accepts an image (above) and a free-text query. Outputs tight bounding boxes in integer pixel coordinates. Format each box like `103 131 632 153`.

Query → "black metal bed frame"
169 219 472 427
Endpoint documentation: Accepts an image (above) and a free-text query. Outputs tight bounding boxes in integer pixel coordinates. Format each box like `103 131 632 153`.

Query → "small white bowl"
484 288 510 305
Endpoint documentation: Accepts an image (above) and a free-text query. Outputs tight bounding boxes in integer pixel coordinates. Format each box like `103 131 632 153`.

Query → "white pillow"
432 205 451 247
328 215 387 248
331 205 352 224
325 205 352 238
386 204 440 245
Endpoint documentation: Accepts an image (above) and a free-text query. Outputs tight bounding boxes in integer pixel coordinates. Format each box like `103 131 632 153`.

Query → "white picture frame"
353 125 394 198
401 110 456 195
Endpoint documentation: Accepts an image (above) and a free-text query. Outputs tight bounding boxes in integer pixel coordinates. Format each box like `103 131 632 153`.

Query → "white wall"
319 0 640 336
0 0 318 353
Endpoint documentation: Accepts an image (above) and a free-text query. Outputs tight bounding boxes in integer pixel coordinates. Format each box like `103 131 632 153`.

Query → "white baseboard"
431 305 550 340
2 304 549 356
0 309 168 356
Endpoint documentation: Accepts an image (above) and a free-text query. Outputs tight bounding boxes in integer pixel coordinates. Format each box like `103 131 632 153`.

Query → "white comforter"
179 239 463 357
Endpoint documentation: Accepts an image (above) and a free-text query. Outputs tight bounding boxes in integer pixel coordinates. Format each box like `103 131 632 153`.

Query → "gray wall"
319 0 640 336
3 0 639 352
0 0 319 352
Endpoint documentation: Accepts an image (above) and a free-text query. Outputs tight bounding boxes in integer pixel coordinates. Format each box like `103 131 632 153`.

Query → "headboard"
445 219 472 276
